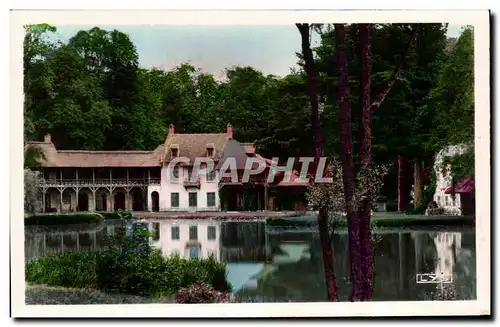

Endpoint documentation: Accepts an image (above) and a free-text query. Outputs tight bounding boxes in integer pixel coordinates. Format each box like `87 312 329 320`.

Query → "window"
207 148 214 157
189 192 197 207
170 166 180 179
207 170 216 182
445 196 449 206
171 226 180 240
171 148 178 157
187 167 196 181
189 247 201 259
207 225 216 240
170 165 180 181
171 193 179 208
207 192 216 207
189 225 198 241
437 196 441 205
452 196 456 206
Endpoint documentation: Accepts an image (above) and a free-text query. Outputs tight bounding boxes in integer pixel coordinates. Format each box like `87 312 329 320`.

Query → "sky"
51 24 465 79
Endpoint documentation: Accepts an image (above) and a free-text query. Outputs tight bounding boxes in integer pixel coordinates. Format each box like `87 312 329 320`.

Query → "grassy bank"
25 284 174 305
24 210 133 226
268 213 475 228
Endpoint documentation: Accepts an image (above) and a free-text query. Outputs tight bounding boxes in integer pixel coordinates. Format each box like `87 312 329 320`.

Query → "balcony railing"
219 176 268 185
43 178 161 187
183 176 201 188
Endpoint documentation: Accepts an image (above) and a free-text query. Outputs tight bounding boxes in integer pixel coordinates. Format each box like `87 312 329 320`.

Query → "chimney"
168 124 175 136
44 133 52 143
226 123 233 139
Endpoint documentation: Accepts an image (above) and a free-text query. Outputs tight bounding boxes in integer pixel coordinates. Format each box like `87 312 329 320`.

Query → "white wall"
155 165 220 212
149 220 221 260
433 144 468 215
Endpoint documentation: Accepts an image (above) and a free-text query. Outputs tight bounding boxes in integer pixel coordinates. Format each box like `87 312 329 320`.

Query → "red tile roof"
25 141 164 167
445 176 474 194
27 126 256 168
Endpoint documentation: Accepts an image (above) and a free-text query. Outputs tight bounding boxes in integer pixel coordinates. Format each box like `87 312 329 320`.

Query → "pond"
24 218 476 302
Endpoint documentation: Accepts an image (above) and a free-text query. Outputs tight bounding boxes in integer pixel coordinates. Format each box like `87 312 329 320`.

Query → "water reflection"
24 219 476 301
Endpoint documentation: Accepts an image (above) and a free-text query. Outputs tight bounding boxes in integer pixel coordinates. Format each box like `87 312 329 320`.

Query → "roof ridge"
58 150 156 154
171 133 228 136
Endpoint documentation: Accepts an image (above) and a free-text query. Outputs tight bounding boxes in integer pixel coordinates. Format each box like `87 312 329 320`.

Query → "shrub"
99 210 133 220
26 250 231 298
26 252 97 288
409 203 428 215
386 200 398 212
24 213 104 226
426 207 446 216
175 283 229 304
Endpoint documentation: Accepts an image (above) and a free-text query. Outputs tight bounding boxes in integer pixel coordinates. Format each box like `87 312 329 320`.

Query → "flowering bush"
306 158 389 234
174 283 229 304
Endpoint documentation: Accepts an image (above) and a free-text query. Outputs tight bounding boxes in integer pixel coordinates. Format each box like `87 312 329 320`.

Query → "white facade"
146 165 220 212
149 220 221 260
432 144 468 215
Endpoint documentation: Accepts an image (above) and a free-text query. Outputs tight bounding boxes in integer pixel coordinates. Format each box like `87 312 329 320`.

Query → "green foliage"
442 149 475 181
24 145 46 170
385 201 398 212
24 168 44 214
98 210 133 220
24 213 104 226
408 203 428 215
23 24 472 202
428 27 474 178
26 250 232 298
266 214 474 228
422 168 437 205
314 24 447 163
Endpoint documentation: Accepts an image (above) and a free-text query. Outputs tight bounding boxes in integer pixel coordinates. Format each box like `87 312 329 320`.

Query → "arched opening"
114 192 126 211
151 191 160 212
62 189 73 212
44 192 51 212
131 188 145 211
96 191 107 211
77 191 89 211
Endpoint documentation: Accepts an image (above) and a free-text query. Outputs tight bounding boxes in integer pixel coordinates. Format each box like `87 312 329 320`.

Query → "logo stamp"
416 273 453 284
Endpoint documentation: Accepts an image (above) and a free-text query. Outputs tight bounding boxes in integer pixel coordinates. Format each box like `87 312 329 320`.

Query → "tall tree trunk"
358 23 374 301
413 160 423 207
296 23 338 301
398 155 407 212
334 23 363 301
297 23 323 160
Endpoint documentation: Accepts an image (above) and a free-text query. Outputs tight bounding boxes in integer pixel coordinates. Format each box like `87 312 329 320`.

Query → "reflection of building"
24 221 121 261
220 221 267 262
149 220 221 260
434 232 461 277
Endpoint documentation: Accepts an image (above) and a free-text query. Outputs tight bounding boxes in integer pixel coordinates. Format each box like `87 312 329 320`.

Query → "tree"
24 169 44 214
333 23 419 300
296 23 338 301
23 24 58 141
24 144 46 170
429 27 474 181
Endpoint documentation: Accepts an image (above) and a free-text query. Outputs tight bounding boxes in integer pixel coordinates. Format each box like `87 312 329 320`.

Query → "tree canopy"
23 24 473 190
